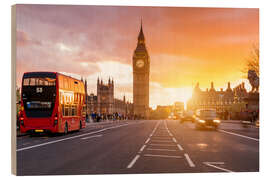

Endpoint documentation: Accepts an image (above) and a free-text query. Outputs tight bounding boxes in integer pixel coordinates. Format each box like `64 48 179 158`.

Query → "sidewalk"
221 120 242 124
16 129 28 137
85 119 129 126
221 119 258 127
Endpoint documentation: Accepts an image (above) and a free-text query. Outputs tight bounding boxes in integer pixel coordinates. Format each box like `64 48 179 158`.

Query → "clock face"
136 59 145 68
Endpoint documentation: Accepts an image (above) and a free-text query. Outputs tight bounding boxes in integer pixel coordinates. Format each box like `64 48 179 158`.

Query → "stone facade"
85 78 133 117
187 82 235 113
97 78 114 114
132 22 150 119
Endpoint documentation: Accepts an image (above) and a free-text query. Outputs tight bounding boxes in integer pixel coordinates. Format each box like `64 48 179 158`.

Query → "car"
194 109 221 130
180 110 194 123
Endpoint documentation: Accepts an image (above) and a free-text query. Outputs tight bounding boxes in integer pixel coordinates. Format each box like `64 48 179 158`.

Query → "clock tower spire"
132 20 150 119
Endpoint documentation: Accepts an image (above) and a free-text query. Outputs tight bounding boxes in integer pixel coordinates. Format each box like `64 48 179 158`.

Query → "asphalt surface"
16 120 259 175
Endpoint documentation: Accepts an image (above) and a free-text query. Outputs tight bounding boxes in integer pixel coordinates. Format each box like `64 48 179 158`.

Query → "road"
16 120 259 175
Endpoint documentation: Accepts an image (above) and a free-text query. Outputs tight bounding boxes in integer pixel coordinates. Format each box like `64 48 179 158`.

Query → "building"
85 78 133 119
187 82 235 114
233 82 248 104
132 21 150 119
97 78 114 114
87 93 98 115
173 102 184 113
150 105 173 120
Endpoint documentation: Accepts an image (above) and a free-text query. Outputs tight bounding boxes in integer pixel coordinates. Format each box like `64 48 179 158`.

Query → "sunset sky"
16 5 259 109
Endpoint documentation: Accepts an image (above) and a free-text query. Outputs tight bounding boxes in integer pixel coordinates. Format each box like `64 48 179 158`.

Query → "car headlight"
198 119 205 123
213 119 220 123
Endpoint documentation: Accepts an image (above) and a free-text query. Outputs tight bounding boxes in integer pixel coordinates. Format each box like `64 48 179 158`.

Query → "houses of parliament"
187 81 248 114
84 22 150 119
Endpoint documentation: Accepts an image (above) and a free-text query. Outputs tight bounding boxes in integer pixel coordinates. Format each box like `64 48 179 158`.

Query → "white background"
1 0 269 179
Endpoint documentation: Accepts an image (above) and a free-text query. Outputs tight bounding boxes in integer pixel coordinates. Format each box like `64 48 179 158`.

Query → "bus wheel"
64 123 68 135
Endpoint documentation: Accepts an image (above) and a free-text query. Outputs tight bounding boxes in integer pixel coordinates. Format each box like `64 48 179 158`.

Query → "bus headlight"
213 119 220 123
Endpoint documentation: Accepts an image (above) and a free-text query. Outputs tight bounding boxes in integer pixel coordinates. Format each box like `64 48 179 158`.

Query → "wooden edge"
11 4 17 175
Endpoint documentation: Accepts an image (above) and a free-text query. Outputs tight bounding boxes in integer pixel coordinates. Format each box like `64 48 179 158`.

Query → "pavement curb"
17 131 28 137
221 120 242 124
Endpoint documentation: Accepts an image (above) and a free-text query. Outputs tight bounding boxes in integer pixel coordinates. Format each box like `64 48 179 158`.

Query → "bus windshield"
22 73 57 117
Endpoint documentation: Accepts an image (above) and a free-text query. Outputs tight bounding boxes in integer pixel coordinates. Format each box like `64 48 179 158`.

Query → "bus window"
62 104 64 116
23 77 55 86
81 95 84 105
72 105 77 116
23 78 30 86
64 105 69 116
68 105 72 116
29 78 36 86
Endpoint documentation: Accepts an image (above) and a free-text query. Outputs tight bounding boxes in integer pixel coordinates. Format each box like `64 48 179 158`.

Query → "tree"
242 43 259 77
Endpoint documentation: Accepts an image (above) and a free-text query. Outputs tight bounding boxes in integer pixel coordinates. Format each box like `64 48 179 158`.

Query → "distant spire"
210 82 215 92
138 18 145 42
226 82 232 91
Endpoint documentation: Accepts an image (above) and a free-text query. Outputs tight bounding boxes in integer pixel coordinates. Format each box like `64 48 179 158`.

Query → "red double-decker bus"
19 72 86 134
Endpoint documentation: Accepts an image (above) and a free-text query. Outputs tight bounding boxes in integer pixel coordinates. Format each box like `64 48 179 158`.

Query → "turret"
138 19 145 44
210 82 215 92
226 82 232 93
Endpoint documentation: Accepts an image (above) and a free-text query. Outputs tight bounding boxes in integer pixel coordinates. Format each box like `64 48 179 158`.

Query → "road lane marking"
218 129 259 142
144 154 182 158
145 138 150 144
139 145 146 152
127 155 140 168
151 138 172 140
149 144 175 146
151 140 173 143
184 153 195 167
146 148 176 152
151 135 171 138
153 134 169 136
17 123 133 152
172 138 177 143
203 162 233 172
177 144 184 151
126 120 162 169
80 134 103 140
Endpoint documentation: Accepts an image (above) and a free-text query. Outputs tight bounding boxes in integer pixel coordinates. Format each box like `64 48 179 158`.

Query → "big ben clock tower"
133 21 150 119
